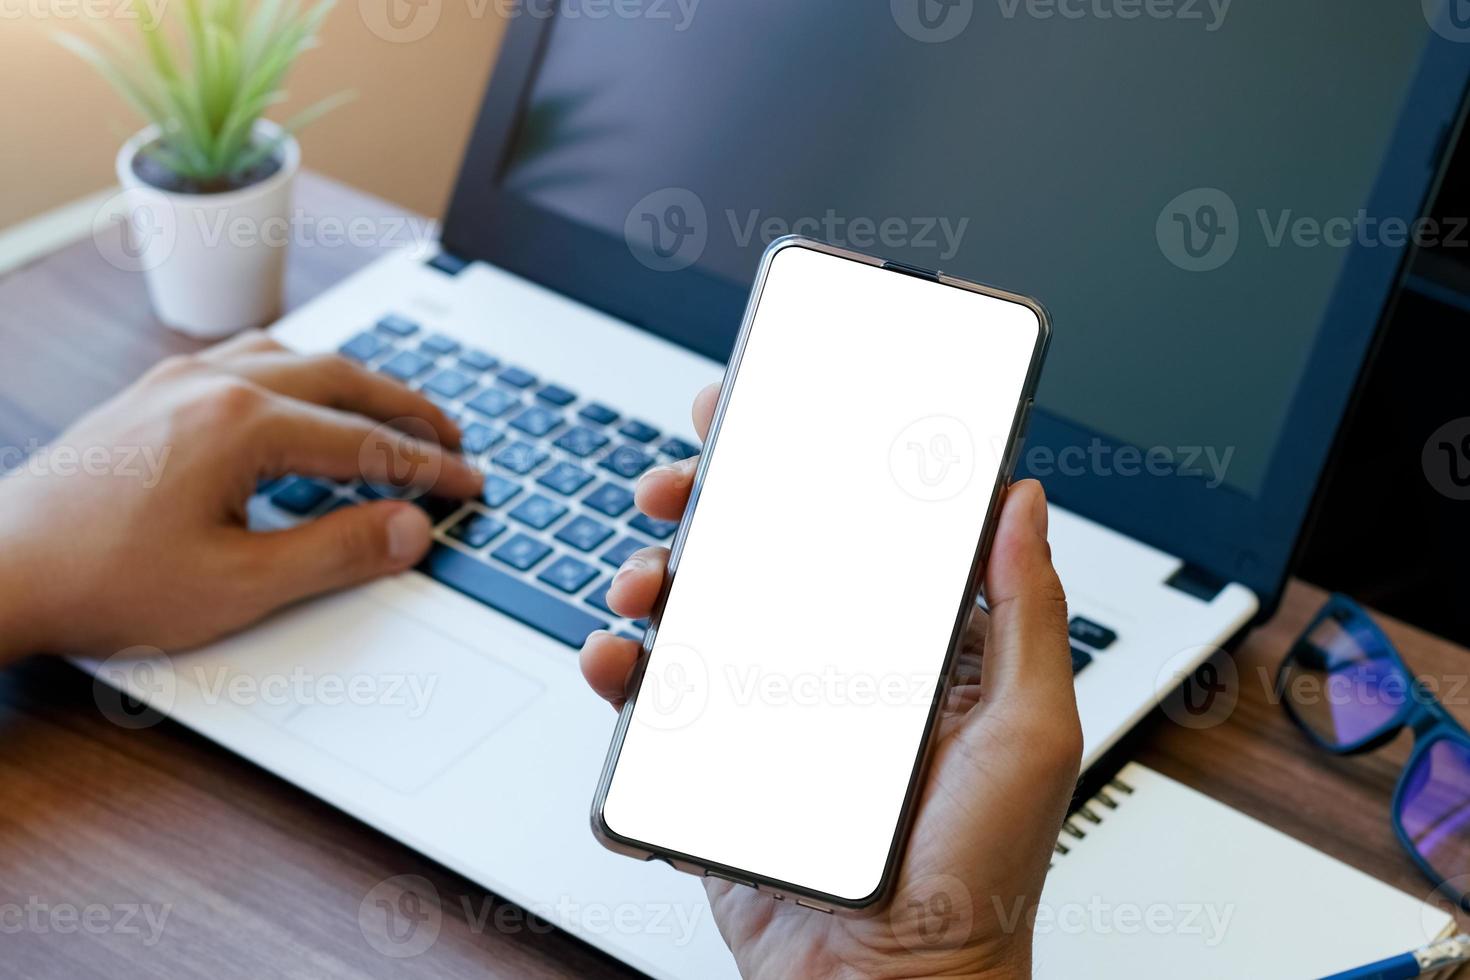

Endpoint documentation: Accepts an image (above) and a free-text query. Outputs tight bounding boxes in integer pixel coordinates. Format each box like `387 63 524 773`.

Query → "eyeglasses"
1277 594 1470 911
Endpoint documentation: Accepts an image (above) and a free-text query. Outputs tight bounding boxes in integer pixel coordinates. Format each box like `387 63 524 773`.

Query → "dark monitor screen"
497 0 1433 498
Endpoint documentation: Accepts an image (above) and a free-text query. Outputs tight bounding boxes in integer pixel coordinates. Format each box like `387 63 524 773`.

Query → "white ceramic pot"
113 120 299 339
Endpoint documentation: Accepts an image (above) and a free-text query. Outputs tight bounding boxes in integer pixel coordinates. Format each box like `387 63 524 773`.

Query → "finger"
634 456 697 522
220 350 462 449
692 382 719 441
196 330 285 361
605 547 669 620
580 631 643 709
973 480 1077 723
257 399 482 498
239 501 432 612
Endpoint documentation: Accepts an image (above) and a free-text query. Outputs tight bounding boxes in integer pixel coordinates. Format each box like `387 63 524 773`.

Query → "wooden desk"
1 174 1466 978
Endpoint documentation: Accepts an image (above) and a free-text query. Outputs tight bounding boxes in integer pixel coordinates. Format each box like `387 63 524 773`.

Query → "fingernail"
386 507 430 563
1030 486 1049 539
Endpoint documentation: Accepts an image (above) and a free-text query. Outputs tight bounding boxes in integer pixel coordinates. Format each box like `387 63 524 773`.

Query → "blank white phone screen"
601 244 1042 903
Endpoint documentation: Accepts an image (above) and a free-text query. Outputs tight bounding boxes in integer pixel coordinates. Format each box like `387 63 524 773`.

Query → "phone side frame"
589 235 1054 911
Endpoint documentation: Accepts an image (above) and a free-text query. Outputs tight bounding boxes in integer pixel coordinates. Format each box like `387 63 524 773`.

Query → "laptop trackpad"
184 591 544 795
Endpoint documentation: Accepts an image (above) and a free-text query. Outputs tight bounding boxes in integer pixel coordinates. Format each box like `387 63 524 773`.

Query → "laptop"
91 3 1470 977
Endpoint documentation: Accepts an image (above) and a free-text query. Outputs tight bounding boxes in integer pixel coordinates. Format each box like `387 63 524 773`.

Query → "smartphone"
591 237 1050 910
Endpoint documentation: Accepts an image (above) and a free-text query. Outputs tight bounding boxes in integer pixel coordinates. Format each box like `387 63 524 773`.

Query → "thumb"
975 480 1077 727
242 501 432 610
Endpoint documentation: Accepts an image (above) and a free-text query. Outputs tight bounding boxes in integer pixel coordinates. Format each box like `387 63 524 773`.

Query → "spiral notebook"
1033 763 1455 979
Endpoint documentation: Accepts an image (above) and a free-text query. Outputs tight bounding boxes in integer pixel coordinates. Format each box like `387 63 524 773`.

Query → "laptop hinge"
427 250 471 276
1165 562 1227 602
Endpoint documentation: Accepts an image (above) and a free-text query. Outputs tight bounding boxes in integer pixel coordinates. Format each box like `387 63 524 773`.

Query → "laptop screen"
496 0 1434 498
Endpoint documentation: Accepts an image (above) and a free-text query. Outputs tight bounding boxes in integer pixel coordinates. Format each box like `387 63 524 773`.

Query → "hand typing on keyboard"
0 331 482 658
580 384 1082 980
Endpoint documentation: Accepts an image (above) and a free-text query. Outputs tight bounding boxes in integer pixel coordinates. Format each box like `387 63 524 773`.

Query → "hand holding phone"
581 240 1083 976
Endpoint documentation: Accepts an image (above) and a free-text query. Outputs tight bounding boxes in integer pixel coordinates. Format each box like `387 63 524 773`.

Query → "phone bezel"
589 236 1053 911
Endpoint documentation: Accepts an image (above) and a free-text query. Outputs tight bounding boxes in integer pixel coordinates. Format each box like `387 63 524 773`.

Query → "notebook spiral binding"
1049 774 1135 868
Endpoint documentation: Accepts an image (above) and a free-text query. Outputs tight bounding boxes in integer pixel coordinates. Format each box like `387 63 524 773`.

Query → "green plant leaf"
59 0 346 184
228 88 353 175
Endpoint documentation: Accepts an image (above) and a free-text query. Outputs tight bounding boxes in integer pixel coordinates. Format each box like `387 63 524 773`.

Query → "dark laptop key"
356 481 410 502
376 314 419 337
467 387 520 419
498 366 538 389
1071 646 1094 675
415 495 464 525
583 482 634 518
270 477 333 515
660 437 700 461
585 578 616 615
538 462 594 496
491 533 553 571
380 350 435 382
1069 617 1118 651
423 369 475 400
339 331 387 362
481 473 522 508
492 441 549 475
554 426 610 459
617 631 645 643
618 419 660 444
600 444 655 480
256 476 286 497
420 333 460 356
601 535 651 568
555 515 615 552
578 403 619 426
510 405 564 439
509 494 569 531
461 423 504 456
457 349 499 373
536 384 577 407
447 512 508 549
538 555 600 595
629 513 679 541
420 544 607 648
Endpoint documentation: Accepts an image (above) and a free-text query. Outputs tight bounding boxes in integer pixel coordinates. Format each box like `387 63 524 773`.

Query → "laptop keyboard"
256 314 700 649
262 314 1125 667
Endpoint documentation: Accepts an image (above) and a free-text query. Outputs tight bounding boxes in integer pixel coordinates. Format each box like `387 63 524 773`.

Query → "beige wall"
0 2 507 229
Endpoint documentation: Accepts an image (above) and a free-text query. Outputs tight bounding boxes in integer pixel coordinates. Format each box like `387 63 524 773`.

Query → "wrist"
0 477 60 661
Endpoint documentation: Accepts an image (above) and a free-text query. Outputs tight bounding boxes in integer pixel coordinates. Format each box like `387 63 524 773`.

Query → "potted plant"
60 0 350 338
